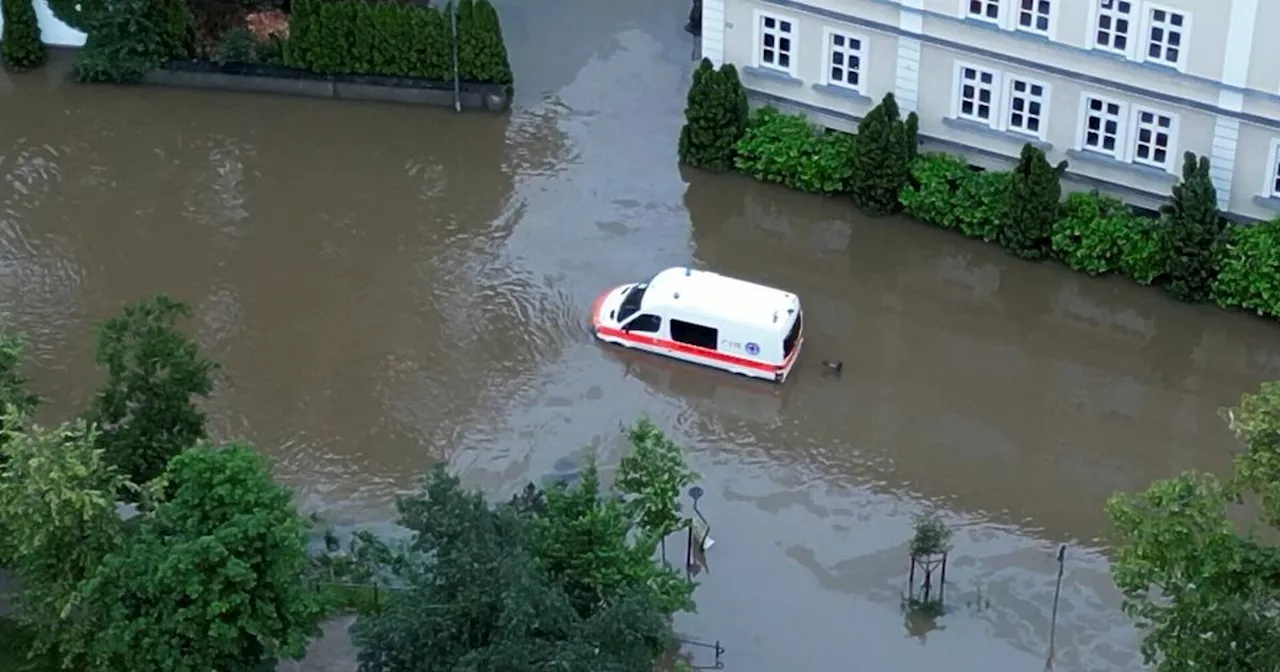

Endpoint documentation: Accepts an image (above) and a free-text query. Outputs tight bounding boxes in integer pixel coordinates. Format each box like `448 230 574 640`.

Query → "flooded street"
4 0 1280 669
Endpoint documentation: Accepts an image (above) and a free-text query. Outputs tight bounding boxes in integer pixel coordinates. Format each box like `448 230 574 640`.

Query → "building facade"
700 0 1280 221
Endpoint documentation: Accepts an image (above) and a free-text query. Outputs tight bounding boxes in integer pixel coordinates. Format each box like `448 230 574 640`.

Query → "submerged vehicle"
590 267 803 383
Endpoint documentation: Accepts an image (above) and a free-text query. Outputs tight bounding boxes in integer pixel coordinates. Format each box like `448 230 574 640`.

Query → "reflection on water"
3 4 1280 671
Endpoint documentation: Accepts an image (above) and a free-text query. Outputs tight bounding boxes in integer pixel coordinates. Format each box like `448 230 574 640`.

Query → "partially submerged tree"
1107 381 1280 671
1161 151 1226 303
616 416 700 562
906 513 951 607
678 58 749 172
86 295 216 496
849 92 919 215
78 443 325 672
1000 143 1067 260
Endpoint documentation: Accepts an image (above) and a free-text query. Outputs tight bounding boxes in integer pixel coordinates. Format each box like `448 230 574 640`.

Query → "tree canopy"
86 295 216 495
1107 381 1280 671
353 420 700 671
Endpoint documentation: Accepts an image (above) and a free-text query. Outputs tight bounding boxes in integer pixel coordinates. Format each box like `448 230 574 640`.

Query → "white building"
699 0 1280 220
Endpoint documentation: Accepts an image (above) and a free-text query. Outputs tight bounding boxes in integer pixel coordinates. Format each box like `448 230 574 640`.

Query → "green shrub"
899 153 1011 241
733 107 854 194
1 0 46 72
1000 144 1066 260
457 0 513 86
849 92 918 215
1213 219 1280 317
678 58 749 172
1162 151 1227 302
214 26 256 64
75 0 194 83
1116 215 1169 286
1052 191 1136 275
286 0 510 84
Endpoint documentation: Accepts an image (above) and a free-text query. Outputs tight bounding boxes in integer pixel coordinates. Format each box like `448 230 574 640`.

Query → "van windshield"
617 277 653 323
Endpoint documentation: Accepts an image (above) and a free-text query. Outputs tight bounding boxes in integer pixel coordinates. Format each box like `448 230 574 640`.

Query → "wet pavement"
4 1 1280 669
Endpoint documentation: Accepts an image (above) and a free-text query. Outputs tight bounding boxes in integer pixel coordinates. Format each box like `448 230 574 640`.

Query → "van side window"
670 319 718 350
624 314 662 333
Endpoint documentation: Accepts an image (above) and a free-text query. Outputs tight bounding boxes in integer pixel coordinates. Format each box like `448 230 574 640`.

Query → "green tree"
850 92 919 215
0 416 132 667
678 58 749 171
1 0 46 72
78 443 324 672
351 466 675 672
86 295 216 497
0 320 38 448
1107 381 1280 671
457 0 514 86
1161 151 1226 303
998 143 1066 260
615 417 699 562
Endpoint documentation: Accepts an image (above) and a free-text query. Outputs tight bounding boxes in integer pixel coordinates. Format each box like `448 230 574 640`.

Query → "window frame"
1001 75 1051 141
1076 93 1129 161
1139 4 1190 72
1088 0 1138 59
1015 0 1055 38
752 10 798 77
821 27 866 92
1264 138 1280 198
1128 105 1179 172
622 313 663 334
952 61 1001 127
669 319 720 351
965 0 1002 25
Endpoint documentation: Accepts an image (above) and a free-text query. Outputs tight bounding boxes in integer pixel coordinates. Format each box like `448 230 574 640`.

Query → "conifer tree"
678 58 748 171
1162 151 1225 302
999 143 1067 260
2 0 47 72
849 93 918 215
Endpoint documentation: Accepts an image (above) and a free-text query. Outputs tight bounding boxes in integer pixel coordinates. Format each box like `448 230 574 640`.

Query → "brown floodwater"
3 2 1279 670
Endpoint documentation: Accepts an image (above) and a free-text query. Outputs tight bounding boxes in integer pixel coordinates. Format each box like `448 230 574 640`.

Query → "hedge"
286 0 512 85
1 0 46 72
67 0 513 86
678 79 1280 323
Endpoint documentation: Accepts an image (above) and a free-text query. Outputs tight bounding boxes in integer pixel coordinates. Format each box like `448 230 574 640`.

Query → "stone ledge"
138 61 512 112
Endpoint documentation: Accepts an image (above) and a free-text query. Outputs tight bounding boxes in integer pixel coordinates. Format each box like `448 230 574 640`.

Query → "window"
1269 140 1280 198
1144 7 1187 68
956 65 998 123
1081 95 1126 158
1006 77 1048 137
1018 0 1051 34
670 320 718 350
824 30 863 90
968 0 999 21
783 312 803 358
756 13 794 74
1130 107 1175 169
622 314 662 333
1094 0 1134 56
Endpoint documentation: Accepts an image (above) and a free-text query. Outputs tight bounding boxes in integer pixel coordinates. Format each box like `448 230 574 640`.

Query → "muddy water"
3 1 1279 670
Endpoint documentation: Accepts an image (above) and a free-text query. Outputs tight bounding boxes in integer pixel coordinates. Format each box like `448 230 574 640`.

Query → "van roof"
644 267 800 331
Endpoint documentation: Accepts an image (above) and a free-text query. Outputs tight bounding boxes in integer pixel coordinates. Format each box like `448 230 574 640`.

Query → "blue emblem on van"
745 342 760 356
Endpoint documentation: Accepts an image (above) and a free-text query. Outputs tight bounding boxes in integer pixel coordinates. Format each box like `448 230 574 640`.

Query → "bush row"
63 0 512 86
286 0 512 85
677 58 1280 320
1 0 46 72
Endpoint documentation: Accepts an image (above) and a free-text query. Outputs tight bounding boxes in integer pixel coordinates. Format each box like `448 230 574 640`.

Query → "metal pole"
451 1 461 113
1045 544 1067 671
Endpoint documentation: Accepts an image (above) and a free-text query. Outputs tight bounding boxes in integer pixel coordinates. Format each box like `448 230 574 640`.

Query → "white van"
590 267 804 383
